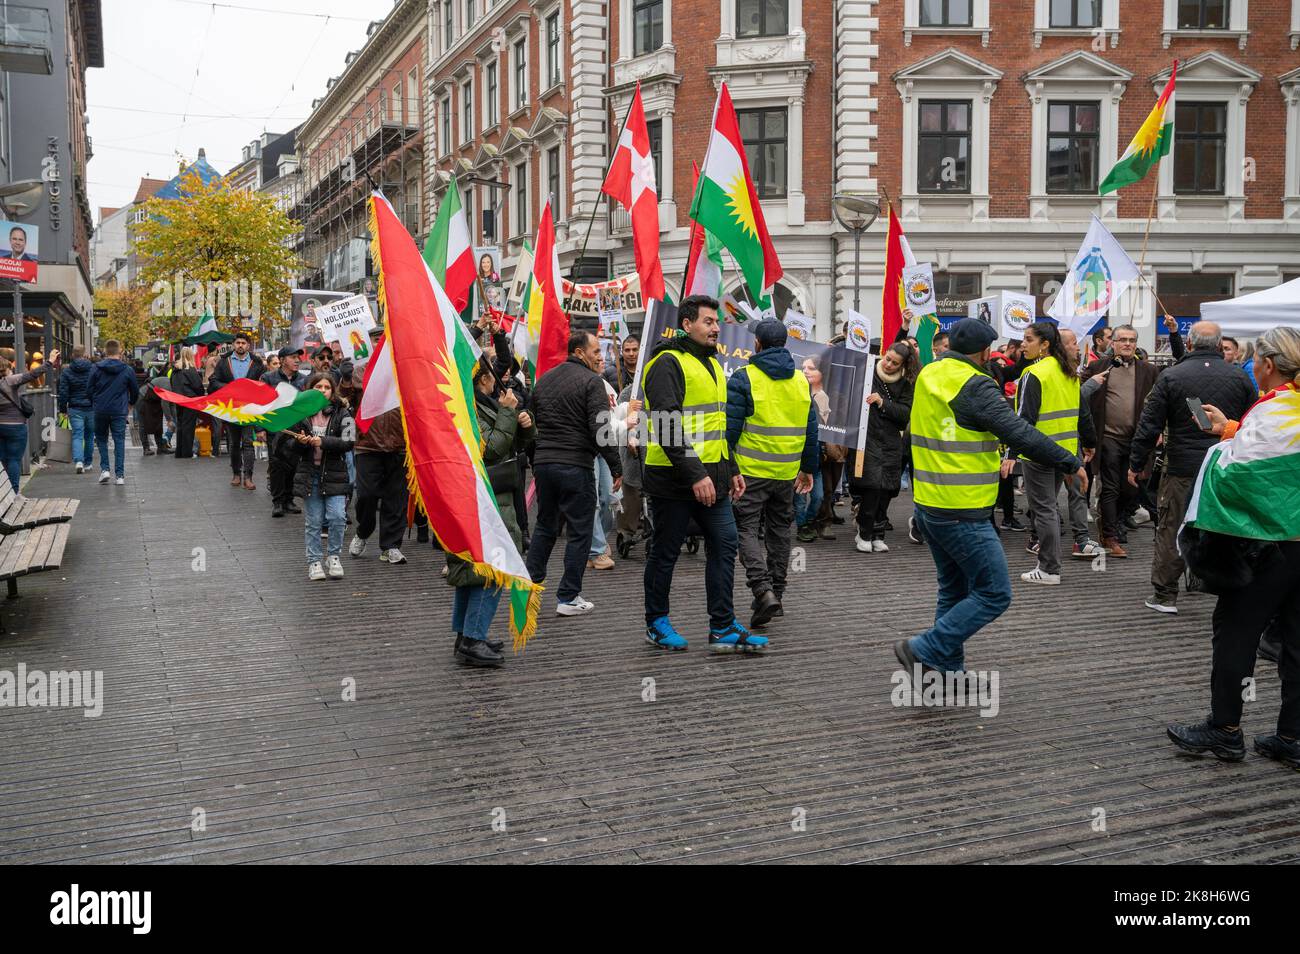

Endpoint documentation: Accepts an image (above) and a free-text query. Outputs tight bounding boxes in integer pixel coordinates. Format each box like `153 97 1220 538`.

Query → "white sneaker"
114 477 124 486
326 555 344 579
75 462 84 474
308 561 327 581
871 539 890 553
98 470 110 484
1072 540 1104 559
348 535 368 558
854 533 873 552
556 595 594 616
1132 507 1152 525
1021 567 1061 585
1144 596 1178 614
380 547 407 564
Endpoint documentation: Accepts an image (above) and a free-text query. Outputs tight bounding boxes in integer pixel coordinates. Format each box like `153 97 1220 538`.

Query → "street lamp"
832 193 881 313
0 179 45 372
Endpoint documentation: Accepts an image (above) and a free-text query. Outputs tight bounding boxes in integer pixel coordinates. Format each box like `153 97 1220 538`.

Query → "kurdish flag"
369 192 542 647
688 82 782 301
1186 384 1300 542
154 378 327 431
1100 61 1177 194
422 176 476 313
881 205 917 354
527 201 570 380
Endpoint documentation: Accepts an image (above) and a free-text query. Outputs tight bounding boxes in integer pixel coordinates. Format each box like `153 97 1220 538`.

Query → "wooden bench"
0 481 78 533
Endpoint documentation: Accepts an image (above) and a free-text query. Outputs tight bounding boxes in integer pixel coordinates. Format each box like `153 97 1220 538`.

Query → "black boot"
455 636 504 668
749 590 780 628
417 525 429 543
454 633 504 654
1167 719 1245 761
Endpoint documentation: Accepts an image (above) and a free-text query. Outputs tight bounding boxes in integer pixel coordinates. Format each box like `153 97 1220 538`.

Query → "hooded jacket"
725 346 819 478
57 357 96 412
641 335 738 500
88 358 141 417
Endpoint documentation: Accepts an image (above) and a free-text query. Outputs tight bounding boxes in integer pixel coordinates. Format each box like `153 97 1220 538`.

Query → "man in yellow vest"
727 318 818 628
894 319 1088 681
1013 321 1097 585
641 295 763 653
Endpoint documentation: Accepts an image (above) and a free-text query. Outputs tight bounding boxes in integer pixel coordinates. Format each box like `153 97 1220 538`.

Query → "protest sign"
314 293 376 345
844 310 872 353
783 308 814 340
999 291 1036 341
901 264 936 317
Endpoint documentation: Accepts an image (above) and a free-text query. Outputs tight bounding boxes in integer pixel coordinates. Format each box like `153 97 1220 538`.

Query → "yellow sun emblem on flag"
1131 107 1166 159
725 174 759 240
432 353 483 465
206 399 260 424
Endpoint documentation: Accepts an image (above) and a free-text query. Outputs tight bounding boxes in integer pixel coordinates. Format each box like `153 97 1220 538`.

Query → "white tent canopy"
1201 277 1300 338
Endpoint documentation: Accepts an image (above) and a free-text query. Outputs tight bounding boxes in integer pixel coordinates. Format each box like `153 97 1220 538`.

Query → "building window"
1177 0 1229 29
1174 102 1226 195
461 80 474 143
546 12 561 88
547 145 561 214
444 1 454 49
513 38 527 111
917 100 970 193
632 0 664 56
485 62 498 127
1049 0 1101 27
440 96 451 154
735 108 786 199
392 84 401 122
1046 101 1099 194
646 118 663 195
933 271 982 317
736 0 789 37
514 161 529 235
919 0 972 26
464 0 476 29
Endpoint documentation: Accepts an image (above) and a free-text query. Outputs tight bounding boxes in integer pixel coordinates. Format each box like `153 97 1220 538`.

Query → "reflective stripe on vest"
910 358 1002 510
643 349 729 468
735 363 812 479
1016 357 1081 457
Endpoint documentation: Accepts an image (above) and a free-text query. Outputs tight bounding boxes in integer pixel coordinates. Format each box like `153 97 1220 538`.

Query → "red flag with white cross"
601 82 665 302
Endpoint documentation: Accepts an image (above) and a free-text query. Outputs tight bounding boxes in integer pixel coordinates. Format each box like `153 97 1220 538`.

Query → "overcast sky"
87 0 399 216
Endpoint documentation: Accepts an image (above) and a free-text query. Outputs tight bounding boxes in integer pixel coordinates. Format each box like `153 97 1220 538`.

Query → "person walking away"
895 319 1086 684
727 318 818 628
1013 322 1096 585
57 345 95 473
447 360 537 667
1167 327 1300 768
169 349 205 460
641 296 761 653
137 367 167 456
0 351 57 491
208 332 265 489
263 347 306 517
849 342 915 553
1128 321 1256 615
288 373 355 581
1083 324 1158 557
88 340 140 486
524 330 623 615
348 364 410 566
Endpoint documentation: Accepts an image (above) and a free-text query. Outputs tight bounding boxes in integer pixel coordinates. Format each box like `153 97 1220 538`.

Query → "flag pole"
568 88 636 289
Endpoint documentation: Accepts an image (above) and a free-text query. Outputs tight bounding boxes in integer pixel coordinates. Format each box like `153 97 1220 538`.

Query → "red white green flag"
369 192 541 647
422 175 476 313
153 378 328 431
1100 61 1177 194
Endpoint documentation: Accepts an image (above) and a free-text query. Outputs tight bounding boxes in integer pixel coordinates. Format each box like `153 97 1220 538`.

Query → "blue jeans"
94 413 127 478
0 423 27 492
794 464 824 527
303 472 346 564
589 457 614 558
452 583 503 642
907 506 1012 673
644 494 738 630
68 408 94 467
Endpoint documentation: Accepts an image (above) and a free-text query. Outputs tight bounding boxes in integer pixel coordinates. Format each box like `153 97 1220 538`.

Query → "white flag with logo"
1047 214 1140 338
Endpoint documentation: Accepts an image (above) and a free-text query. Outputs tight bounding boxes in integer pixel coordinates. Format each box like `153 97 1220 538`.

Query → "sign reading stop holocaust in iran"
314 293 375 347
0 220 38 282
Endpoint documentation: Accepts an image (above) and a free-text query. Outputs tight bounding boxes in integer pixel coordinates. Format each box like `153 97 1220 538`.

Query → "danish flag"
601 82 665 302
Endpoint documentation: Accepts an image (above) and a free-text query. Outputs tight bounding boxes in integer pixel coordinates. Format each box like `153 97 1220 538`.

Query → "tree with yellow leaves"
94 284 155 352
134 169 299 343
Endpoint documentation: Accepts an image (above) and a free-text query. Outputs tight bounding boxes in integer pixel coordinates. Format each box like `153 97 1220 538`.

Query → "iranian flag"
186 311 221 341
527 201 570 380
154 378 327 431
1100 61 1177 194
684 161 725 299
369 192 541 646
1186 384 1300 542
422 176 476 313
688 82 782 301
602 82 665 302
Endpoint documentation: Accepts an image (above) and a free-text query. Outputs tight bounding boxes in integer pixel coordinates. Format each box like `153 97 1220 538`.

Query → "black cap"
276 346 304 359
948 318 999 355
313 345 333 358
752 318 787 349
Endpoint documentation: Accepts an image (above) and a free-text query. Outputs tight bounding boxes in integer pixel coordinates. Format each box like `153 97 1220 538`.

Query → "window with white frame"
514 160 529 236
737 108 787 198
485 62 498 127
920 0 971 25
1178 0 1229 28
512 38 527 112
546 145 561 216
461 79 474 144
1161 0 1248 47
464 0 476 30
1049 0 1100 26
633 0 664 56
917 101 970 193
646 118 663 195
736 0 788 37
904 0 990 46
1174 102 1227 194
546 11 561 88
443 1 454 50
440 96 451 155
1033 0 1118 46
1046 101 1100 193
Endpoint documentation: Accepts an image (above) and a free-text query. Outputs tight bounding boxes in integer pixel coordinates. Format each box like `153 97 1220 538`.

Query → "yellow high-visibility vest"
735 363 811 479
910 357 1002 510
1016 357 1081 457
643 349 729 468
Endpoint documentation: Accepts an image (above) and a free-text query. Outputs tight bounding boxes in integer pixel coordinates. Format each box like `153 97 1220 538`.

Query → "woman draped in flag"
1167 327 1300 770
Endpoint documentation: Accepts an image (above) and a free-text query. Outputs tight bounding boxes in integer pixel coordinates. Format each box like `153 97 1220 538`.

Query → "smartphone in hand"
1186 396 1213 432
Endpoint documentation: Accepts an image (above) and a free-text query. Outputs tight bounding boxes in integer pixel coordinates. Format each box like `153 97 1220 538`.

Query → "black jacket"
852 370 913 491
290 401 355 498
1082 353 1160 441
526 356 622 477
168 367 206 399
1129 349 1257 478
725 346 819 477
57 357 95 412
921 352 1082 519
261 367 306 391
641 335 739 500
209 352 266 393
1013 358 1097 451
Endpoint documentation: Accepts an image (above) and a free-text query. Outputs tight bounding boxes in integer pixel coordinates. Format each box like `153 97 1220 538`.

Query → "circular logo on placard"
848 322 870 350
787 324 806 340
906 276 932 308
1001 300 1033 334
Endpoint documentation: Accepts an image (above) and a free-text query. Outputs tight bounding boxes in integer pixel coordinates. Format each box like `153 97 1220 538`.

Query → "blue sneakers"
646 616 689 651
708 619 768 654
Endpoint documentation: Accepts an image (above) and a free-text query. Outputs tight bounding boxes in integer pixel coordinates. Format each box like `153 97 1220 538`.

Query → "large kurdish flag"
1100 61 1177 194
688 82 782 300
1186 384 1300 541
153 378 327 431
369 192 541 647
